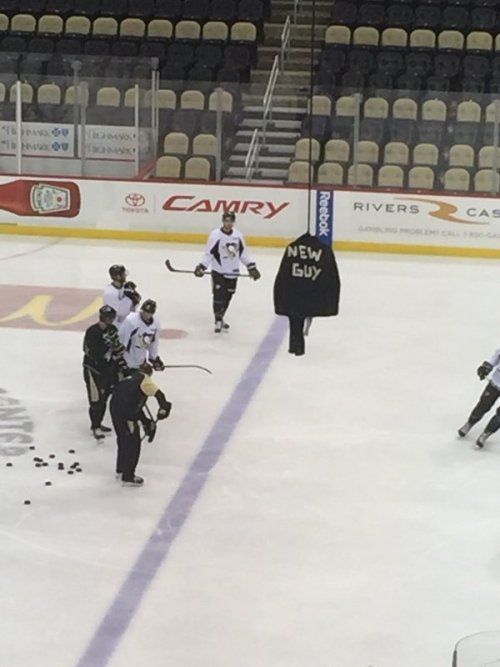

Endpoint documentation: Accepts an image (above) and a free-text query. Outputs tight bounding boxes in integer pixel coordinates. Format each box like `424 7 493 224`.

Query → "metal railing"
244 128 260 180
244 8 300 180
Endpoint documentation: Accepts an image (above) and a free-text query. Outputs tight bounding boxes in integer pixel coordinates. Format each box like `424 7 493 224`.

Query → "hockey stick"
165 259 251 279
158 364 212 375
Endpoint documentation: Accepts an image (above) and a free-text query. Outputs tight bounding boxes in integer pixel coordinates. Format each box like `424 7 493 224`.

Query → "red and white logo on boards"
162 195 290 220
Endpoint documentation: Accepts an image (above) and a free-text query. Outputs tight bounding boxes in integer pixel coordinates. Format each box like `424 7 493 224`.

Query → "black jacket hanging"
274 232 341 319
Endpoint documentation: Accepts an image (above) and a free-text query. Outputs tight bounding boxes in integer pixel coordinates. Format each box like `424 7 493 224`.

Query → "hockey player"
193 211 261 333
458 349 500 448
83 304 129 440
103 264 141 325
110 362 172 486
119 299 165 371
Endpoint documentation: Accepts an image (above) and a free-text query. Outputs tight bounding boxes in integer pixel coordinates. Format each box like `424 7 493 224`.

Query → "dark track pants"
110 399 141 481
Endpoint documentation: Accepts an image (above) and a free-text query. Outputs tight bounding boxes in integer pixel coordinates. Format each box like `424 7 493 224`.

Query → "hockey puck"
29 446 35 450
45 481 52 486
35 463 42 468
68 449 76 454
76 468 82 473
33 457 41 462
42 462 48 467
24 500 31 505
67 470 74 475
58 463 64 470
6 462 12 467
49 454 55 459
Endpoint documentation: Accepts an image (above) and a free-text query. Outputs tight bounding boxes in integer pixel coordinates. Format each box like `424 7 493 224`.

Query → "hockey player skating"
458 349 500 448
119 299 165 371
83 305 129 441
110 363 172 486
103 264 141 325
193 211 261 333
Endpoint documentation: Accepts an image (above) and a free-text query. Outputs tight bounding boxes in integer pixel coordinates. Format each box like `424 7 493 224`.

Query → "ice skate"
458 422 472 437
91 427 105 441
98 425 112 433
475 432 491 449
222 321 230 330
214 321 222 333
122 475 144 487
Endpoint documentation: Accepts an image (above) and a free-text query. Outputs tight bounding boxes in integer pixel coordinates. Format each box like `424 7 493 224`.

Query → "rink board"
1 176 500 257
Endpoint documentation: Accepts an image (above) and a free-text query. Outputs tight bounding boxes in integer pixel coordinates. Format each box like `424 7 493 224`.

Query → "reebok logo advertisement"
316 191 334 245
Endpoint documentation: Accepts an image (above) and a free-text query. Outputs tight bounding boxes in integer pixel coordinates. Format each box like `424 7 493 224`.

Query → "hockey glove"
124 288 141 306
157 401 172 420
152 356 165 371
194 263 206 277
477 361 493 380
143 418 157 443
247 264 261 281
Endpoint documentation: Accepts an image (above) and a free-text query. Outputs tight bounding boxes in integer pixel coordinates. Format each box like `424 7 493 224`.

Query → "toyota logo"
125 193 146 207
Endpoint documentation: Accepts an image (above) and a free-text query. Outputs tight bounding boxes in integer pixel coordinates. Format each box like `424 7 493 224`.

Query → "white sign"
81 126 137 162
333 190 500 249
0 177 309 239
0 122 74 157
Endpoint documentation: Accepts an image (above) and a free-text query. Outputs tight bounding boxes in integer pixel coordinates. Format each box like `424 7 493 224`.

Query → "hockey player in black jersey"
83 304 129 440
110 363 172 486
194 211 261 333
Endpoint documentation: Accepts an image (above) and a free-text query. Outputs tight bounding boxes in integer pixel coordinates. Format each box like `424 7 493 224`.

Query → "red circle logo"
125 193 146 207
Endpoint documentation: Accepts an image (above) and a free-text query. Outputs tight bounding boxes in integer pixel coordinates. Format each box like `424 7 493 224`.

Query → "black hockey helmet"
99 304 116 322
222 211 236 222
141 299 157 314
109 264 127 279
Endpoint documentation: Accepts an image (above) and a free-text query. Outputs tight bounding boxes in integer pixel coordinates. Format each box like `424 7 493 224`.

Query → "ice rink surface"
2 234 500 667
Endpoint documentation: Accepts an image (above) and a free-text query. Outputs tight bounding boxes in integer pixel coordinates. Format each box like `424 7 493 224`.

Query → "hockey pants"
110 400 141 481
468 382 500 430
211 272 237 321
83 365 114 429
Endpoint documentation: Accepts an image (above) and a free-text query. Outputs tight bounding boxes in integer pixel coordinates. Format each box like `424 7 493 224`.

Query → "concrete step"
243 105 305 117
271 10 331 22
245 90 309 105
225 165 288 181
256 56 319 71
241 113 303 126
229 150 293 163
240 118 303 131
251 69 313 85
272 0 332 7
264 22 326 42
245 86 309 101
237 129 300 141
234 142 296 155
